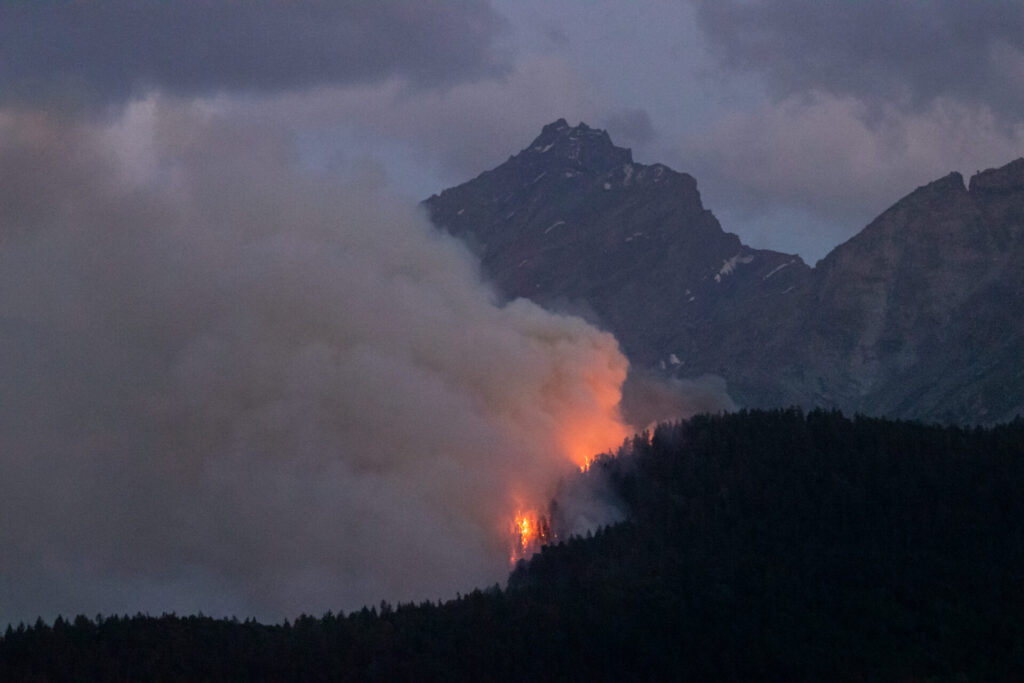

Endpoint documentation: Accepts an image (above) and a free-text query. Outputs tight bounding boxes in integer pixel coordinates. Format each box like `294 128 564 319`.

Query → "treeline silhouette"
3 409 1023 681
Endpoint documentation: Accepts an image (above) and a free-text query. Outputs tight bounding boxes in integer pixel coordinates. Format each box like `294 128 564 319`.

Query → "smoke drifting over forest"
0 101 637 624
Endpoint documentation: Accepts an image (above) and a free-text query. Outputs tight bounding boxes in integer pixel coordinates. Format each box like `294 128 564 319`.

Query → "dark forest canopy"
4 409 1024 681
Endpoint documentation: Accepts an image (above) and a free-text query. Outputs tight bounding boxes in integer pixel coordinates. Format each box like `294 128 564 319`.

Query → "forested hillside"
4 410 1023 681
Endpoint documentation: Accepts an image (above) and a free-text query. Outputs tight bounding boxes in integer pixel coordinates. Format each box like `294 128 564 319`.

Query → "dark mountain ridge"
425 120 1024 425
802 160 1024 423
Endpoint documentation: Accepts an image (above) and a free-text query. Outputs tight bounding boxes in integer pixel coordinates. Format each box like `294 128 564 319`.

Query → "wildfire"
558 369 631 471
510 509 551 563
509 395 630 561
506 331 631 563
561 414 631 472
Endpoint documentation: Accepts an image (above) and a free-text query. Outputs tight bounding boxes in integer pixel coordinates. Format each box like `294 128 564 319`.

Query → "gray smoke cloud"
0 101 631 626
620 370 737 432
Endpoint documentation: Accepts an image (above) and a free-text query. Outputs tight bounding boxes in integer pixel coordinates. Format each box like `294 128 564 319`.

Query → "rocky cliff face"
424 119 809 371
803 162 1024 423
425 120 1024 425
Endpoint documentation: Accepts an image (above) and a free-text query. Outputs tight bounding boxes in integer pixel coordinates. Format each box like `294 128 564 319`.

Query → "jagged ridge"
425 119 807 374
425 120 1024 425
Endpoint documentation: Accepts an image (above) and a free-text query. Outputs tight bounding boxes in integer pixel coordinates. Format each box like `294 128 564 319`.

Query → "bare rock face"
805 166 1024 423
426 120 1024 425
424 119 808 373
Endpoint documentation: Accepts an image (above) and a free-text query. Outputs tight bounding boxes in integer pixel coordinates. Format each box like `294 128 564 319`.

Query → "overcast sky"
2 1 1022 261
2 1 1015 264
1 0 1023 626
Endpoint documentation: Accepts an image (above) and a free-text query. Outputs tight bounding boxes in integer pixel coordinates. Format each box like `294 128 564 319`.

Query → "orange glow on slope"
558 375 631 471
509 353 631 560
510 509 551 563
507 326 631 563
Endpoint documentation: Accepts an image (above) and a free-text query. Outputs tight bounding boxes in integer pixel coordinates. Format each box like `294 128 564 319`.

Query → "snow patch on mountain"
715 254 755 282
623 164 634 185
763 260 795 280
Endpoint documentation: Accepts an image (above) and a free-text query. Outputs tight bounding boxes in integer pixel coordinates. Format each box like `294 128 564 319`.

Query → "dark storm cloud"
0 0 507 107
691 0 1024 115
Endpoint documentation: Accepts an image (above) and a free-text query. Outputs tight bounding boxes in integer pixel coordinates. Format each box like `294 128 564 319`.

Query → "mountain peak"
523 119 632 172
876 171 967 215
426 115 1024 425
969 157 1024 193
922 171 967 194
539 118 571 136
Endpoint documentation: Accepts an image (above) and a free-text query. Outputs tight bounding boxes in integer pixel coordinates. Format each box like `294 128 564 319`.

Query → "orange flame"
507 330 630 563
509 509 551 563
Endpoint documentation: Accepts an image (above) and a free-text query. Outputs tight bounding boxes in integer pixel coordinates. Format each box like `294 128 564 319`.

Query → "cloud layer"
0 102 629 625
667 0 1024 258
678 92 1024 257
691 0 1024 116
0 1 507 108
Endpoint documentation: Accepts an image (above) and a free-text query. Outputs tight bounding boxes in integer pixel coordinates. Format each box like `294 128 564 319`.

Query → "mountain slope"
425 120 1024 424
801 162 1024 423
424 120 809 370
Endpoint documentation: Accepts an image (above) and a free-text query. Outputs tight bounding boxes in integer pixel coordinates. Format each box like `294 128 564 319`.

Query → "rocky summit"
423 119 807 367
803 162 1024 423
425 120 1024 425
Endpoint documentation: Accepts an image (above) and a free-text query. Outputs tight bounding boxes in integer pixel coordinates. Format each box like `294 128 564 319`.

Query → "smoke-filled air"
0 101 633 625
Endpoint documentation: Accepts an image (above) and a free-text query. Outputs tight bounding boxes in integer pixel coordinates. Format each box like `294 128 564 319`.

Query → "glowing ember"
517 515 531 547
510 509 551 563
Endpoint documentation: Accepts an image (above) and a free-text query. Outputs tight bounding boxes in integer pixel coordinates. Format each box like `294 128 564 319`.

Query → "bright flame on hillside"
510 509 551 563
506 327 631 564
508 410 630 562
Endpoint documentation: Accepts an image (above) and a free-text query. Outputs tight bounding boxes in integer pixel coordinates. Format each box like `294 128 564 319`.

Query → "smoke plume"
620 370 737 432
0 101 629 625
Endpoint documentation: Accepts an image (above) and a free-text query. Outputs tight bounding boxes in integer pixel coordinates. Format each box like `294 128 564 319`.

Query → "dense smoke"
620 370 737 432
0 101 629 625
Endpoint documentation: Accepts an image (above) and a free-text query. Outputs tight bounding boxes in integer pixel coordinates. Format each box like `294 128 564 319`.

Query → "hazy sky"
2 1 1022 261
1 0 1022 626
